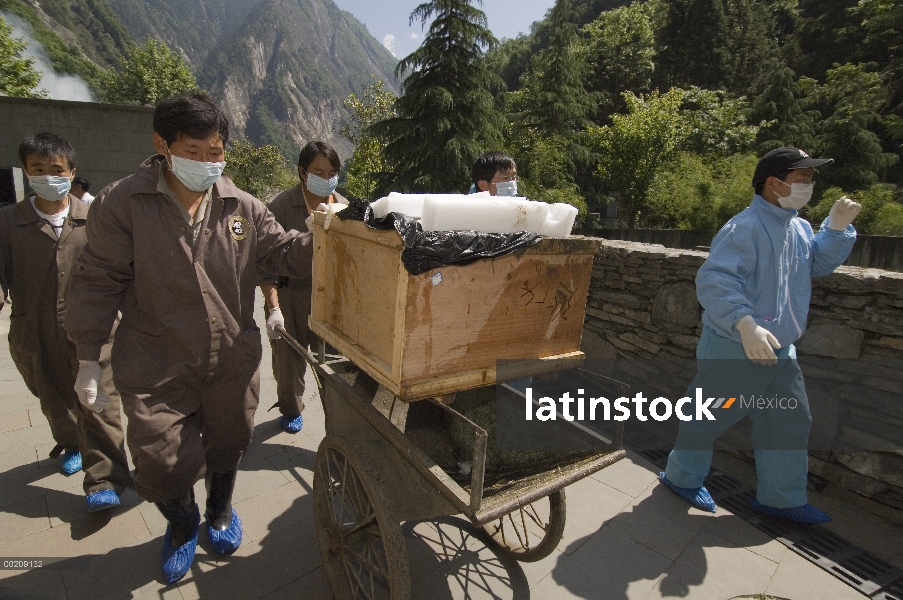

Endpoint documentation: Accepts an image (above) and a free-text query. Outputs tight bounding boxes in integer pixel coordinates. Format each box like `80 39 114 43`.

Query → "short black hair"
153 92 229 147
18 132 77 170
472 151 516 187
72 176 90 191
753 168 789 196
298 141 340 172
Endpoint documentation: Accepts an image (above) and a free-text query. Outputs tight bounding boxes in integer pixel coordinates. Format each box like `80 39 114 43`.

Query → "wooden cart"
286 213 627 599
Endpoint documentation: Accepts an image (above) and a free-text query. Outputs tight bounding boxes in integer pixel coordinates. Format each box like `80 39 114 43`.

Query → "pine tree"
369 0 505 194
656 0 731 90
748 64 819 153
722 0 781 97
517 0 594 138
816 64 898 192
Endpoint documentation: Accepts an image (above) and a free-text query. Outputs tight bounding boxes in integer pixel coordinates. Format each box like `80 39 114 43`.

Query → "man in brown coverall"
1 133 129 513
260 140 346 434
65 93 314 584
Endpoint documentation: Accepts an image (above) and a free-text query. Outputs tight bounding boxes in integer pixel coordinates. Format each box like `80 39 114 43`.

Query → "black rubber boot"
205 469 237 531
155 489 198 547
155 489 200 584
205 469 242 555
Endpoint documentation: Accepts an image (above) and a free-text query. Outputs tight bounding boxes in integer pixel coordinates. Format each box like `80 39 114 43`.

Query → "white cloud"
382 33 397 57
2 12 94 102
410 33 420 41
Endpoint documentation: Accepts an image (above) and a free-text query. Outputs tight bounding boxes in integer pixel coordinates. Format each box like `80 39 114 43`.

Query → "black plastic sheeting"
337 197 542 275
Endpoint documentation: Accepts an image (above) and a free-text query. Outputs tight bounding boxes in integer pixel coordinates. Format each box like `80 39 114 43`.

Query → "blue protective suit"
665 195 856 509
698 195 856 348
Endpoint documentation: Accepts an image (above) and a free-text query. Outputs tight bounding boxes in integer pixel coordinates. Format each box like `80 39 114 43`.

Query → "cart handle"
274 325 323 395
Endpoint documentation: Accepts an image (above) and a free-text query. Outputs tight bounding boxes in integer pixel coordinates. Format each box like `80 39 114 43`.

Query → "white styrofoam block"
535 203 579 237
371 191 491 219
421 195 552 234
372 192 577 237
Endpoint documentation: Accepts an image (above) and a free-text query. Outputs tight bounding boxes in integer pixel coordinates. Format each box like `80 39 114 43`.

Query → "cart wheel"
313 435 411 600
481 489 566 562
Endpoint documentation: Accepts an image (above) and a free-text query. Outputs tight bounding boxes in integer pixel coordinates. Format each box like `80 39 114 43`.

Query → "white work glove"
736 316 781 365
827 196 862 231
304 203 329 231
75 360 107 412
266 307 285 340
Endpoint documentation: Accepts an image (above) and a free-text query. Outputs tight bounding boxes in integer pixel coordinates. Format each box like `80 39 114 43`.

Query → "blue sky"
332 0 556 59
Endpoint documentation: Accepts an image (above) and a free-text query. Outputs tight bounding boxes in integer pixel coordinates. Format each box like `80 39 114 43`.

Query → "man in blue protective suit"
659 147 861 524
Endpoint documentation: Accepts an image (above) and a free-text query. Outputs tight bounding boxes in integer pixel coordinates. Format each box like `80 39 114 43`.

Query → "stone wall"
0 96 155 194
581 239 903 522
575 227 903 272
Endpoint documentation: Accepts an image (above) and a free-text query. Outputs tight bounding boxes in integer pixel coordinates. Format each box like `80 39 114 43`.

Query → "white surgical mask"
776 180 814 210
305 172 338 197
495 180 518 196
166 150 225 192
28 175 71 202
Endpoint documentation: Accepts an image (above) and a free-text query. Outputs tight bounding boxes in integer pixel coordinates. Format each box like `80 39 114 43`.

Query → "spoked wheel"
481 489 566 562
313 435 411 600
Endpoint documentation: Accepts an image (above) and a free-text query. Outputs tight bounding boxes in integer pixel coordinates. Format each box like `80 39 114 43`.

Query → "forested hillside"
458 0 902 231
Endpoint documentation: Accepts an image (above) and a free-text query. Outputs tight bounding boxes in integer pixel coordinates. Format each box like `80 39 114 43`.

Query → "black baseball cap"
752 147 833 188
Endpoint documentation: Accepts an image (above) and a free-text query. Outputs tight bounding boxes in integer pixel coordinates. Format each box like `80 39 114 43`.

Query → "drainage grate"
623 431 903 597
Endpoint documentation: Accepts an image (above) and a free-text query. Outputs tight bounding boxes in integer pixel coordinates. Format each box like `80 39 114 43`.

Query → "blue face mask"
495 180 518 197
167 153 226 192
29 175 72 202
306 172 338 197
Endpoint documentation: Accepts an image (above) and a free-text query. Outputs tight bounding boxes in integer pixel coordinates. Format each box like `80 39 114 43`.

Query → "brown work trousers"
117 328 262 503
270 286 311 418
9 327 129 495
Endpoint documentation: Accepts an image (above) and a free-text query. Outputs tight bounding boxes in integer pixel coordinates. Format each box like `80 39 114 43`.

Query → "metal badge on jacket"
228 215 249 241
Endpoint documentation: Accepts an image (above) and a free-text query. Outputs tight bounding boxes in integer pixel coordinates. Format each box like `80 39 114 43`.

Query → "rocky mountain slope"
109 0 399 158
2 0 398 159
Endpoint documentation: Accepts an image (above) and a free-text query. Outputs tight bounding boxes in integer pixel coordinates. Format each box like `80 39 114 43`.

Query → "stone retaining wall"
581 239 903 522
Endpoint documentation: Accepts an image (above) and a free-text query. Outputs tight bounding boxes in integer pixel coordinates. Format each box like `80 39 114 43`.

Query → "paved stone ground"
0 301 900 600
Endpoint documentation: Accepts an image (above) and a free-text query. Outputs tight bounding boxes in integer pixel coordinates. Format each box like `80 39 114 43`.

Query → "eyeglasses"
491 174 517 183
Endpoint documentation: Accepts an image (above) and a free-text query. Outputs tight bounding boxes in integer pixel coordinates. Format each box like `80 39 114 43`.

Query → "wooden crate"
308 212 598 401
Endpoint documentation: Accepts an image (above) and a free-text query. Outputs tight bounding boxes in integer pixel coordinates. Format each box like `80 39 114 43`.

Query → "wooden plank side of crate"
399 251 595 382
309 217 404 379
396 351 586 401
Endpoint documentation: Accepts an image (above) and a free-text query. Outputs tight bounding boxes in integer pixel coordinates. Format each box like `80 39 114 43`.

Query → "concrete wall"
576 227 903 272
581 238 903 523
0 97 155 195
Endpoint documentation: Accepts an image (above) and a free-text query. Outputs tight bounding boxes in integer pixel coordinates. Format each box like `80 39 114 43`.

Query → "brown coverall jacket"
65 156 313 502
0 196 129 494
262 185 346 417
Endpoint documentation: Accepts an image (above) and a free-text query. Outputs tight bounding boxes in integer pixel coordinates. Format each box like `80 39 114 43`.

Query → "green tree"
340 77 397 200
0 16 46 98
577 0 657 123
721 0 782 97
853 0 903 114
807 184 902 235
484 34 534 93
748 64 819 152
815 63 898 192
679 87 760 156
646 151 758 231
224 139 296 201
795 0 863 79
656 0 730 90
589 88 689 228
516 0 594 138
369 0 505 194
102 37 199 106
